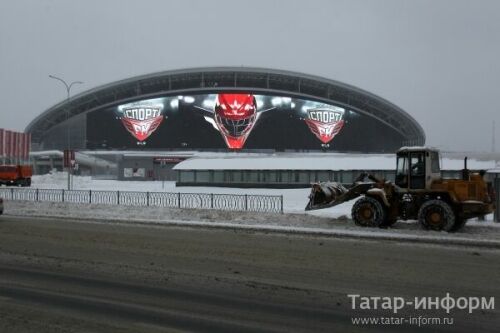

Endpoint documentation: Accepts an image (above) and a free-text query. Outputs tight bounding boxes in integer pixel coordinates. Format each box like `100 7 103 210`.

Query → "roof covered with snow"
173 153 499 171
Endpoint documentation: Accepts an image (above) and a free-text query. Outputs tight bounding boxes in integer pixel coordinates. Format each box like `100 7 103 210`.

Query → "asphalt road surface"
0 215 499 332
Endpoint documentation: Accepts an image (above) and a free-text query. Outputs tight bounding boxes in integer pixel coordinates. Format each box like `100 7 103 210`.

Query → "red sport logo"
214 94 257 149
120 106 164 142
305 108 345 144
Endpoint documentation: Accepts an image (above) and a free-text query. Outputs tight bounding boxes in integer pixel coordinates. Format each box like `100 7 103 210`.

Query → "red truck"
0 165 33 187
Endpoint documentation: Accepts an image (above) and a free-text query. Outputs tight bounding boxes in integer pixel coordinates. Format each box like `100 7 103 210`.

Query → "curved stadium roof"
26 67 425 145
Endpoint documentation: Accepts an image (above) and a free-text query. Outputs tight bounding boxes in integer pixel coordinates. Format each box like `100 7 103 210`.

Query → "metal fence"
0 188 283 214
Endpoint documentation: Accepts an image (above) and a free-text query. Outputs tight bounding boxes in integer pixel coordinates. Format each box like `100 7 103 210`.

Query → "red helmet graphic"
214 94 257 149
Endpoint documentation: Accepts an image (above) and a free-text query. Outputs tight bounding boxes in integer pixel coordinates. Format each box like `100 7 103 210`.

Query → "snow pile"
32 171 92 187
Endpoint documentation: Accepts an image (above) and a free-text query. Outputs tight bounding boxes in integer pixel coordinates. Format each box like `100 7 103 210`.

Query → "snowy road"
0 216 499 332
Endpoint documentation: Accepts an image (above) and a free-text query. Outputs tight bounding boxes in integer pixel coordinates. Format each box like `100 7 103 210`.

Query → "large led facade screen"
86 93 403 151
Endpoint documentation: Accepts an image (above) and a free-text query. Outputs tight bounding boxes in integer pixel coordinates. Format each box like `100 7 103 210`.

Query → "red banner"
20 133 25 160
28 133 31 160
5 130 11 159
24 133 30 160
15 132 20 158
12 132 16 158
11 131 16 159
16 132 20 159
64 150 75 168
20 132 25 159
0 130 31 160
19 133 24 160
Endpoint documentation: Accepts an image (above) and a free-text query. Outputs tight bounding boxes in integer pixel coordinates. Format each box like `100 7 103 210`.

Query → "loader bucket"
305 181 376 211
305 182 349 211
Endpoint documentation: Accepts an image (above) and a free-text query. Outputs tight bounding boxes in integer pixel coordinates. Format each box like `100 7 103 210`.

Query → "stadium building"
27 67 424 151
26 67 426 184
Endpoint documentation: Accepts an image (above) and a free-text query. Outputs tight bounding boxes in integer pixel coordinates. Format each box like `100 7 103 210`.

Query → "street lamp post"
49 75 83 190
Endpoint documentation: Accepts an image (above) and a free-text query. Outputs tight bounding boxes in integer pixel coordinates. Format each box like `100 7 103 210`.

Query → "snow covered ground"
0 171 497 245
29 171 354 218
29 171 496 222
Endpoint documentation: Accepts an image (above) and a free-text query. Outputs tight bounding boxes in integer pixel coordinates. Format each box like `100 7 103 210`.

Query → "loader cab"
395 147 441 190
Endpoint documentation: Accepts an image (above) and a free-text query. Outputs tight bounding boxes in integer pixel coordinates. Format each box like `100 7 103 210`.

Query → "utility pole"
48 75 83 190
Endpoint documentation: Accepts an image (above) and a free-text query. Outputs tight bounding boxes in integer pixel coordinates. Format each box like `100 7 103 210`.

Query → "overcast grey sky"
1 0 499 151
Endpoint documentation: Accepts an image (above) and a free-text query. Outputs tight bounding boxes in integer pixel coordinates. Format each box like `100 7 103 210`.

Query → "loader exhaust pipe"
462 156 469 181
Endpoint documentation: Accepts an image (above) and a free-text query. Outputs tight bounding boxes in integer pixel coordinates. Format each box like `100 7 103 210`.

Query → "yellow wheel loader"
305 147 496 232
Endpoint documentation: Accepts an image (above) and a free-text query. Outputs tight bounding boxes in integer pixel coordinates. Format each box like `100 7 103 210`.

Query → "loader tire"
352 196 386 227
418 200 455 232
